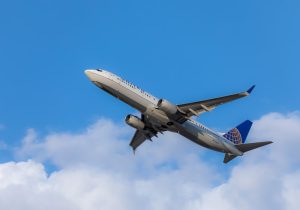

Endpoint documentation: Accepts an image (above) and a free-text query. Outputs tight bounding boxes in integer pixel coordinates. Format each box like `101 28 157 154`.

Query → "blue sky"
0 0 299 155
0 1 300 209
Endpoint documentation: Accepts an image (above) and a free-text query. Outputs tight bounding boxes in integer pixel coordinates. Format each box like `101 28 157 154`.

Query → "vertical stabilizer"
223 120 253 144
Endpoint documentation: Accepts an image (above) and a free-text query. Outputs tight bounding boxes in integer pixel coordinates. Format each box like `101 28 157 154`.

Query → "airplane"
85 69 272 163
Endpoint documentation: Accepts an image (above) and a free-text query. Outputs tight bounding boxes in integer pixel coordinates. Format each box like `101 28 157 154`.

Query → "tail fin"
223 120 253 144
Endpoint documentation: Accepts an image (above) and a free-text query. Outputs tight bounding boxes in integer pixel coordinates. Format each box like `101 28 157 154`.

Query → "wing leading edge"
178 85 255 118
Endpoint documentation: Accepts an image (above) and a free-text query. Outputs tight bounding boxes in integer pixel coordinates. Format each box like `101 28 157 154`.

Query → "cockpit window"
96 69 102 72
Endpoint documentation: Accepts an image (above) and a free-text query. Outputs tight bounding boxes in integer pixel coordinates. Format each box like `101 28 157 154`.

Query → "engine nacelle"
157 99 178 115
125 115 145 130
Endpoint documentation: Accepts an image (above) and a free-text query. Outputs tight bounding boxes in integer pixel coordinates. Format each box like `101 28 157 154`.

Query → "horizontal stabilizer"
223 141 272 164
235 141 273 153
223 153 237 163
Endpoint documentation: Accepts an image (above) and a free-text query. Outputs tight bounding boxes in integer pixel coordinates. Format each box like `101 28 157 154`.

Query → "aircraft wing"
129 115 164 152
178 85 255 118
129 130 146 151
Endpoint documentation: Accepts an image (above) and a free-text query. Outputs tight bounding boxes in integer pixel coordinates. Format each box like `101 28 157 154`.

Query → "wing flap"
129 129 160 152
129 114 166 152
129 130 148 151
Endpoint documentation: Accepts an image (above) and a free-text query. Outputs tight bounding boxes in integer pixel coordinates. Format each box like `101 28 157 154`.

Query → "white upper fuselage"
85 69 242 155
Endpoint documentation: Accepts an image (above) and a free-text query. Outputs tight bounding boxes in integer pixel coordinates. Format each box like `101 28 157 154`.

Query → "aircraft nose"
84 69 95 80
84 69 92 76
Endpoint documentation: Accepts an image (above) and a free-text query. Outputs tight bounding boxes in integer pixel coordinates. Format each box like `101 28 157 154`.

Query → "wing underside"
129 115 165 152
129 130 153 151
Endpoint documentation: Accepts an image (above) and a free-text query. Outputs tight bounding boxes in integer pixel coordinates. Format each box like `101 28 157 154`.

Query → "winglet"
247 85 255 94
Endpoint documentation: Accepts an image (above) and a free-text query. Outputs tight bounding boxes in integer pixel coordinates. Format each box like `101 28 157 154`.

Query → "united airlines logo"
224 128 243 144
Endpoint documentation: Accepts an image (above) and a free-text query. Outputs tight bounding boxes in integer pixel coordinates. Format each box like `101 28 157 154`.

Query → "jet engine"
157 99 178 115
125 115 145 130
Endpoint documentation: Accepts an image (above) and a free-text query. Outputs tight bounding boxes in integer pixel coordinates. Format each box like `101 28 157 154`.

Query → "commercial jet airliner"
85 69 272 163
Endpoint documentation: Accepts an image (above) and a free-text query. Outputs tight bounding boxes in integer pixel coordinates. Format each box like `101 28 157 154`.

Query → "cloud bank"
1 112 300 210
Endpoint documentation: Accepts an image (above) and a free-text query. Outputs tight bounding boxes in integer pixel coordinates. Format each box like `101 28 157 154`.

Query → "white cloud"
0 112 299 210
282 170 300 210
15 119 215 176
